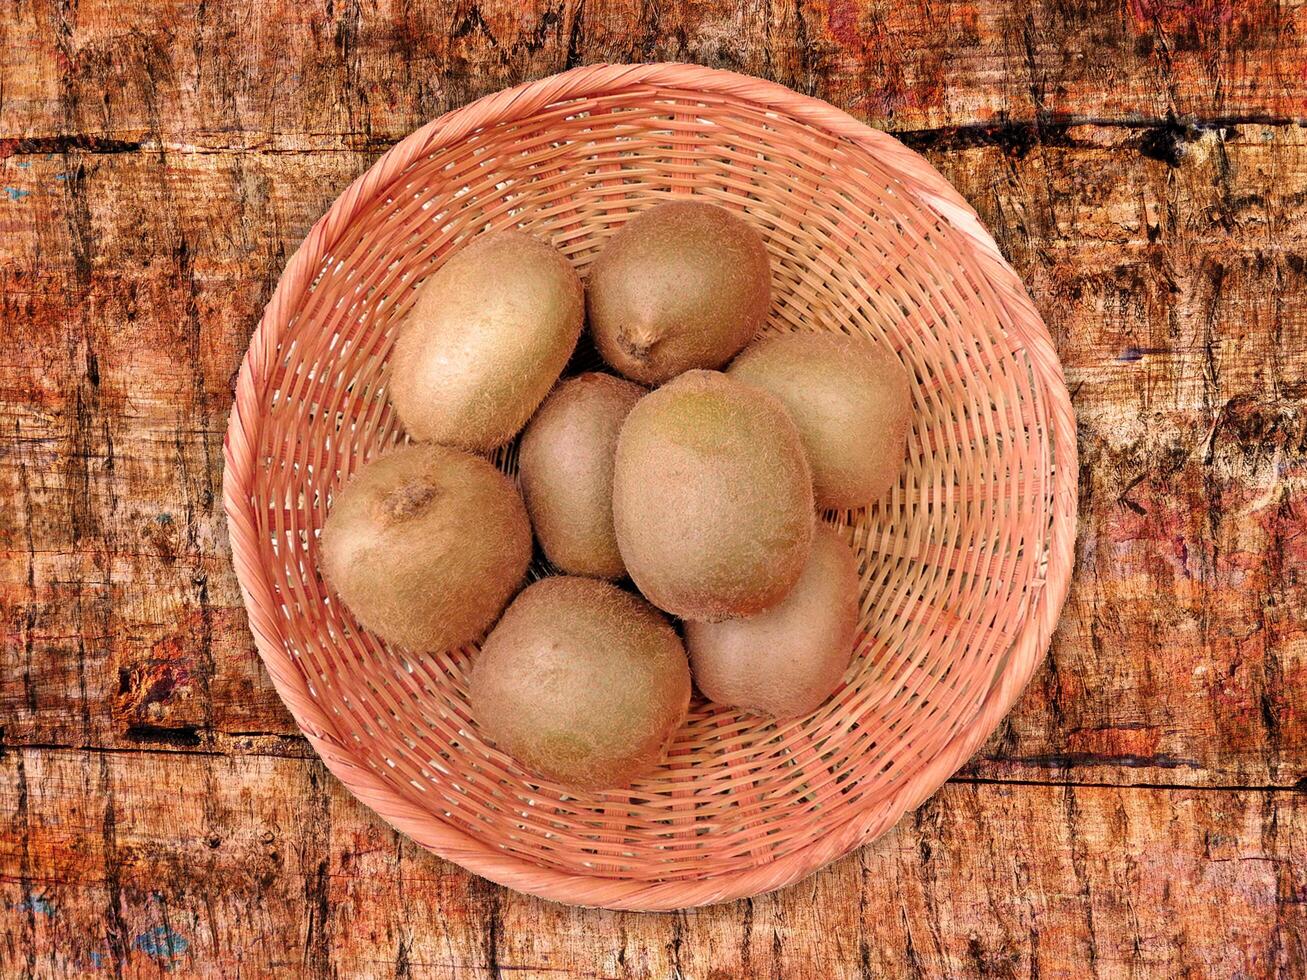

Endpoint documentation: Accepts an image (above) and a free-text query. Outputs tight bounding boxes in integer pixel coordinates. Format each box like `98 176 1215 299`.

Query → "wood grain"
3 0 1306 147
3 748 1304 978
3 1 1306 975
937 122 1307 790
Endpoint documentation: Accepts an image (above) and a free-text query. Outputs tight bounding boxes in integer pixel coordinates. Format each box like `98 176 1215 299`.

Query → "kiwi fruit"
728 332 912 509
586 201 771 384
470 576 691 789
686 523 861 718
388 231 583 450
517 372 644 579
612 370 814 621
319 444 532 652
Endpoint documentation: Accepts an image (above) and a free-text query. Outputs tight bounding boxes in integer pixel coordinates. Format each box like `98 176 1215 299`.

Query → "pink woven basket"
223 63 1077 910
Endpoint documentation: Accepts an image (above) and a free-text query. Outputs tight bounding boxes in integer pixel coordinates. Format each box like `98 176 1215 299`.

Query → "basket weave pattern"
223 64 1076 910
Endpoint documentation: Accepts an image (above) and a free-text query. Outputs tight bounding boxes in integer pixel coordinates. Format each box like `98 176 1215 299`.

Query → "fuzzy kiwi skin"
518 373 644 579
586 201 771 385
728 332 912 509
612 370 814 621
319 444 532 653
470 576 691 790
686 523 860 718
388 231 584 450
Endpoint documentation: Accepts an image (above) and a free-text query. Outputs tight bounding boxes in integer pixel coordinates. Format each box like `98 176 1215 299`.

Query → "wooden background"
2 0 1305 976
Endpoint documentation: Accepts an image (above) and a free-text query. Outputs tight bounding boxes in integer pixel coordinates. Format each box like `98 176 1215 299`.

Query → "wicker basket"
222 63 1077 910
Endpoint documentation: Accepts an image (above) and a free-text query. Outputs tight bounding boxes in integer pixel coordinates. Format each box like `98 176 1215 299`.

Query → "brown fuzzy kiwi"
586 201 771 384
388 231 583 450
319 444 532 652
728 332 912 509
517 372 645 579
612 370 814 621
685 523 861 718
470 576 691 790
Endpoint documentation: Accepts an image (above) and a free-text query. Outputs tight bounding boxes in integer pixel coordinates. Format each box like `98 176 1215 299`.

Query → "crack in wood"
3 740 1302 793
2 113 1305 161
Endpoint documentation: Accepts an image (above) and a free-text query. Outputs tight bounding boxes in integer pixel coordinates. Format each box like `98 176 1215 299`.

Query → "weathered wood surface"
3 748 1304 978
3 0 1307 146
2 1 1306 977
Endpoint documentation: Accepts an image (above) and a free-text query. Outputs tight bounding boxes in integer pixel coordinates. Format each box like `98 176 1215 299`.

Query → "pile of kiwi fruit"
321 201 912 791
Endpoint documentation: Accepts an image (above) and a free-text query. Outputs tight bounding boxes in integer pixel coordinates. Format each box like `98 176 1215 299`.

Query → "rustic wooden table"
2 2 1305 977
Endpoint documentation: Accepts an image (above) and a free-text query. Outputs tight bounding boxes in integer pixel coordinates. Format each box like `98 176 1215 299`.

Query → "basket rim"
222 61 1078 910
